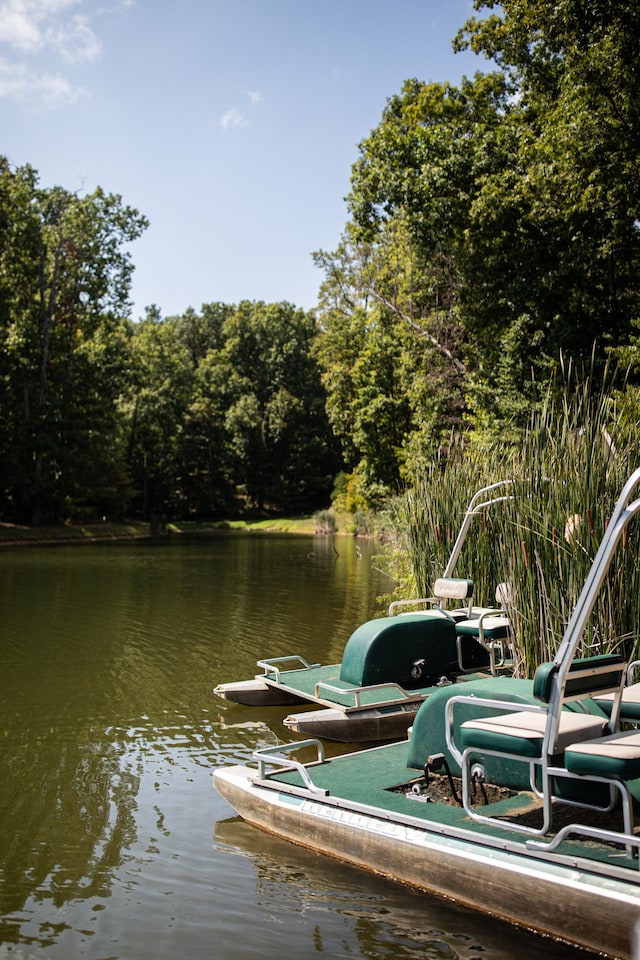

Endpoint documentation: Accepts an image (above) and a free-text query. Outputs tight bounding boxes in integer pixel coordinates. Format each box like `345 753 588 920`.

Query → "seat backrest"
533 654 626 704
432 577 474 619
433 577 474 601
533 654 627 749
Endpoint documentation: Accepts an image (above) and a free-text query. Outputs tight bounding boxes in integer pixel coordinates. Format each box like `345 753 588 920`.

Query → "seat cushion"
565 730 640 780
460 709 606 758
456 616 511 640
594 683 640 723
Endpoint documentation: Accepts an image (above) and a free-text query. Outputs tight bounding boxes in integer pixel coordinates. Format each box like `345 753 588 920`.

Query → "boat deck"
270 664 497 709
259 739 640 877
269 663 425 706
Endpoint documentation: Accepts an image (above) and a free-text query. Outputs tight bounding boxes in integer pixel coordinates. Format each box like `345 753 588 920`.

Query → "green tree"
212 300 338 512
455 0 640 419
317 0 640 462
0 159 147 523
313 77 495 498
122 310 196 519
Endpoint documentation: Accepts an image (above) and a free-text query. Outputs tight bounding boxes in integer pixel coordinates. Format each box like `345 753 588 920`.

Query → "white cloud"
0 0 108 103
0 0 85 52
220 107 248 130
219 90 262 130
48 13 101 61
0 2 43 50
0 53 89 101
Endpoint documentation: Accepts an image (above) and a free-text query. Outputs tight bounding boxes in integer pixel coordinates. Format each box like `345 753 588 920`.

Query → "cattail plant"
384 437 514 614
390 364 640 676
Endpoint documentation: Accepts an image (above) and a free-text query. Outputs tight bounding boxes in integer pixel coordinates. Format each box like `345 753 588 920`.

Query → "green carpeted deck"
262 737 640 874
274 664 431 706
272 664 496 708
265 739 522 829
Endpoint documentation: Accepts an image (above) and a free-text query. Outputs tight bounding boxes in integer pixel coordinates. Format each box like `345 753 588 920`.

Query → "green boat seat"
532 654 626 702
389 578 475 623
407 677 537 783
459 709 605 759
448 654 629 838
456 615 511 642
431 577 473 597
454 582 513 674
450 472 640 851
565 730 640 781
593 660 640 723
595 684 640 723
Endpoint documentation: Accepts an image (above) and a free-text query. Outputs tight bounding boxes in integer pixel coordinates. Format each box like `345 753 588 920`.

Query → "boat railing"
257 655 320 682
387 597 433 616
526 822 640 866
314 680 413 708
253 740 327 795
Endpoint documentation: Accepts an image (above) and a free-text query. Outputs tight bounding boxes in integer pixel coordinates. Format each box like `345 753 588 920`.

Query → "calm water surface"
0 535 595 960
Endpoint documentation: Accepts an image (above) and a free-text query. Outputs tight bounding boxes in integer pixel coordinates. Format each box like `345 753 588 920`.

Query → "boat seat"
593 661 640 723
565 730 640 781
428 577 475 622
454 582 513 674
388 577 475 623
448 653 629 837
460 708 606 758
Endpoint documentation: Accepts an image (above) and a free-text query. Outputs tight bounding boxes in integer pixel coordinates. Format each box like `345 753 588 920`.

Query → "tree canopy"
0 162 338 524
0 159 147 524
313 0 640 493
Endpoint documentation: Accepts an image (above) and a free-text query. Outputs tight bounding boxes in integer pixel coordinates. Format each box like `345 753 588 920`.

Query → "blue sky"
1 0 488 320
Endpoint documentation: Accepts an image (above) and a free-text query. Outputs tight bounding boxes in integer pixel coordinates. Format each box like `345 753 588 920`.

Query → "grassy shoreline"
0 515 323 547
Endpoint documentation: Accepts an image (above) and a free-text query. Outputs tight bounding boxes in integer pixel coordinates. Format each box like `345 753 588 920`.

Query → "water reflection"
213 817 592 960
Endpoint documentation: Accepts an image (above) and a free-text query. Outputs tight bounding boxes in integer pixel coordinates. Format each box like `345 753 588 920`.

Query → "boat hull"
214 764 640 960
282 702 421 742
213 678 307 706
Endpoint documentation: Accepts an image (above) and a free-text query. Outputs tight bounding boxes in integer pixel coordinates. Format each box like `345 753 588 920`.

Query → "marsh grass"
392 369 640 676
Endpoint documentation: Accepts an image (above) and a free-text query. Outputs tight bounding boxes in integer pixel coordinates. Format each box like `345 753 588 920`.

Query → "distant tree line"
0 165 338 524
1 0 640 525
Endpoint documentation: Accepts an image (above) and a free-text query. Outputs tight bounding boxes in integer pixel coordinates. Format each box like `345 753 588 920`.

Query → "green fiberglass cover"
406 677 538 785
339 613 460 689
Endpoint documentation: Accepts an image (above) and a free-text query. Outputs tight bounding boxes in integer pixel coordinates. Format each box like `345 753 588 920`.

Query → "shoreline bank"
0 515 329 548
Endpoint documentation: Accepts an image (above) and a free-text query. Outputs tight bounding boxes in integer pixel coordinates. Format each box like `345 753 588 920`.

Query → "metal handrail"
314 680 412 708
257 655 319 682
253 740 327 794
526 820 640 865
627 659 640 685
387 597 432 616
386 482 515 620
443 480 515 578
555 467 640 670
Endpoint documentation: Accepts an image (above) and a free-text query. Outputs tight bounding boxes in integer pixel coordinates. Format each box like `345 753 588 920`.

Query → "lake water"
0 534 595 960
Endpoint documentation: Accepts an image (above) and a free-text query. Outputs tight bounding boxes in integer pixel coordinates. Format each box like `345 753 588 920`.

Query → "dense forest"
1 0 640 527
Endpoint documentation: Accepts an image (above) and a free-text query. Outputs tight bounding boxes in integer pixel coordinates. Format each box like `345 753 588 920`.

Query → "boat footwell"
213 764 640 960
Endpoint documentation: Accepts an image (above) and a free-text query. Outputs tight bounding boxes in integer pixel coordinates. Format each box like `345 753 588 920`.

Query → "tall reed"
391 368 640 676
386 438 514 611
